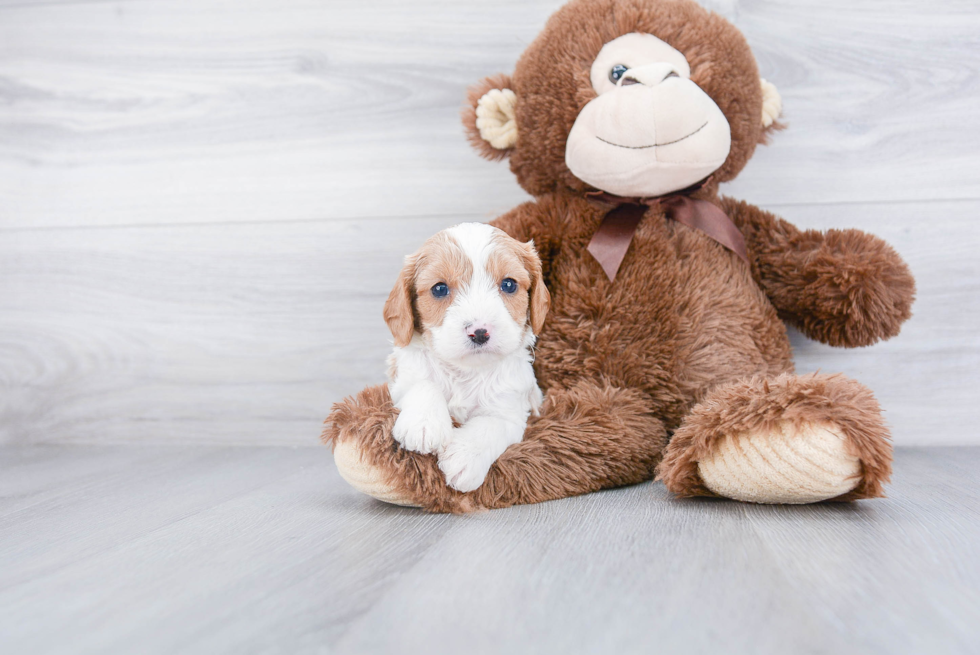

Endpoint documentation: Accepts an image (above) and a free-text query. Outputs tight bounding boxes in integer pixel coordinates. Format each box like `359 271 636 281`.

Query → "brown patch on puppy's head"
383 254 417 348
486 233 551 334
383 233 473 347
519 239 550 334
385 227 551 349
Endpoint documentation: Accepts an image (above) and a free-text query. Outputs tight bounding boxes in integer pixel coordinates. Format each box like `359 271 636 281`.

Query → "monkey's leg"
657 373 892 503
324 380 666 513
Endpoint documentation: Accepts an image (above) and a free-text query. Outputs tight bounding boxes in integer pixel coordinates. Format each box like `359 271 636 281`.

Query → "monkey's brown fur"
323 0 915 512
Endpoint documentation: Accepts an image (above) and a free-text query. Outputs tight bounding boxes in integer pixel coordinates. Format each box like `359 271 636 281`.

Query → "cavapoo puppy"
383 222 550 491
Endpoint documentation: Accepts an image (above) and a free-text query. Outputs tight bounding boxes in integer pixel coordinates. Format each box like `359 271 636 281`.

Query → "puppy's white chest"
446 377 482 424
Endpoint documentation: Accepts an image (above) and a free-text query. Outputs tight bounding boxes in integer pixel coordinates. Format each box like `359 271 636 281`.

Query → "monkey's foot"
658 373 892 504
332 439 419 507
696 421 861 504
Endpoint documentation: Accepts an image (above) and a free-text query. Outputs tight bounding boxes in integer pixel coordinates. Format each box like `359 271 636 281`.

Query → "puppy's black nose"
469 328 490 345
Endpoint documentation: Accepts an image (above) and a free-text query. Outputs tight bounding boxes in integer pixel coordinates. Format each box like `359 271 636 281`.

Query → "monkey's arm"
721 197 915 348
489 197 563 286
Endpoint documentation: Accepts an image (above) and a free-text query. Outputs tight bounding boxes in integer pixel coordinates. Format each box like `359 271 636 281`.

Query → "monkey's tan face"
565 32 732 198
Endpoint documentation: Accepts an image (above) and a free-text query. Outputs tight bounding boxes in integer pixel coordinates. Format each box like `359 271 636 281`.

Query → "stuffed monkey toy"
324 0 915 512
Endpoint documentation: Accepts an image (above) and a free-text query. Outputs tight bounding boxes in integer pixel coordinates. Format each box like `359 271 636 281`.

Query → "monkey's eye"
500 278 518 294
609 64 629 84
431 282 449 298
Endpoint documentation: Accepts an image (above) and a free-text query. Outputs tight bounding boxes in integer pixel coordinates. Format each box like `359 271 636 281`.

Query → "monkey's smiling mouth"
596 121 709 150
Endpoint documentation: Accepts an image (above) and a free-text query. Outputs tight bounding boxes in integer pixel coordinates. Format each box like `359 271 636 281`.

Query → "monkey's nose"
468 328 490 345
619 62 681 88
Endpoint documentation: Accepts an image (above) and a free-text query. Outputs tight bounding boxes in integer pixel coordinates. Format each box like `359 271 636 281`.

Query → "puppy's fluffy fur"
383 222 550 491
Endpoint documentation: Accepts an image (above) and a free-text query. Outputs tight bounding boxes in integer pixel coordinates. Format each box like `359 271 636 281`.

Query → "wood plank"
0 445 456 654
1 199 975 447
334 484 846 655
0 446 324 589
0 214 455 446
739 448 980 654
336 449 980 654
0 444 180 517
0 445 977 654
1 0 978 229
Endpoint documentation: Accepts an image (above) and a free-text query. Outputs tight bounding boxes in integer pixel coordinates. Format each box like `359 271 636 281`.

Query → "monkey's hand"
723 198 915 348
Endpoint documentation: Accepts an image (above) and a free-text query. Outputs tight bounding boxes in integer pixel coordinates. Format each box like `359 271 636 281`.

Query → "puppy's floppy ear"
520 240 550 334
383 254 418 348
462 73 517 161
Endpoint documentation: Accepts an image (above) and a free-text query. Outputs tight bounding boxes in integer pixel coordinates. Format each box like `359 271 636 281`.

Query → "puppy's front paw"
392 403 452 454
438 440 494 492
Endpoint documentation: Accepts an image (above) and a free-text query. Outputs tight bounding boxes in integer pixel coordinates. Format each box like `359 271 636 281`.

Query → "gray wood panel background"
1 0 978 446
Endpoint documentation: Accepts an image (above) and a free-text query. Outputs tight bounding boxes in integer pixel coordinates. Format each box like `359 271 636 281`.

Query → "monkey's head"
463 0 782 198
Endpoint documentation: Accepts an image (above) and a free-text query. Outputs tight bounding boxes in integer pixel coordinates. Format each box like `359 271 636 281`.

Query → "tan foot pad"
697 422 861 504
333 440 420 508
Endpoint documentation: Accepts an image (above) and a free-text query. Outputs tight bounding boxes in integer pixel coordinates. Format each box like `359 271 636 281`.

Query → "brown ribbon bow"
585 180 748 282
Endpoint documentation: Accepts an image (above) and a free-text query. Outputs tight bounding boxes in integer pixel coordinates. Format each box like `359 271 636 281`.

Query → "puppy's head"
384 223 549 366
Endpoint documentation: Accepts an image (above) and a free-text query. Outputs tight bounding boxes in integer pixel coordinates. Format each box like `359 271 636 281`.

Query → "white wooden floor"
1 445 978 654
2 1 980 653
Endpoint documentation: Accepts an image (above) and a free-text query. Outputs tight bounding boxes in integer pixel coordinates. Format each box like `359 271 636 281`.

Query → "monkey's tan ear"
462 74 517 161
383 255 418 348
760 78 783 129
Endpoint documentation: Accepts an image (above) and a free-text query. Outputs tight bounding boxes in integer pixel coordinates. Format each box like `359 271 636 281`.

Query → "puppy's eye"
609 64 629 84
431 282 449 298
500 278 518 294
